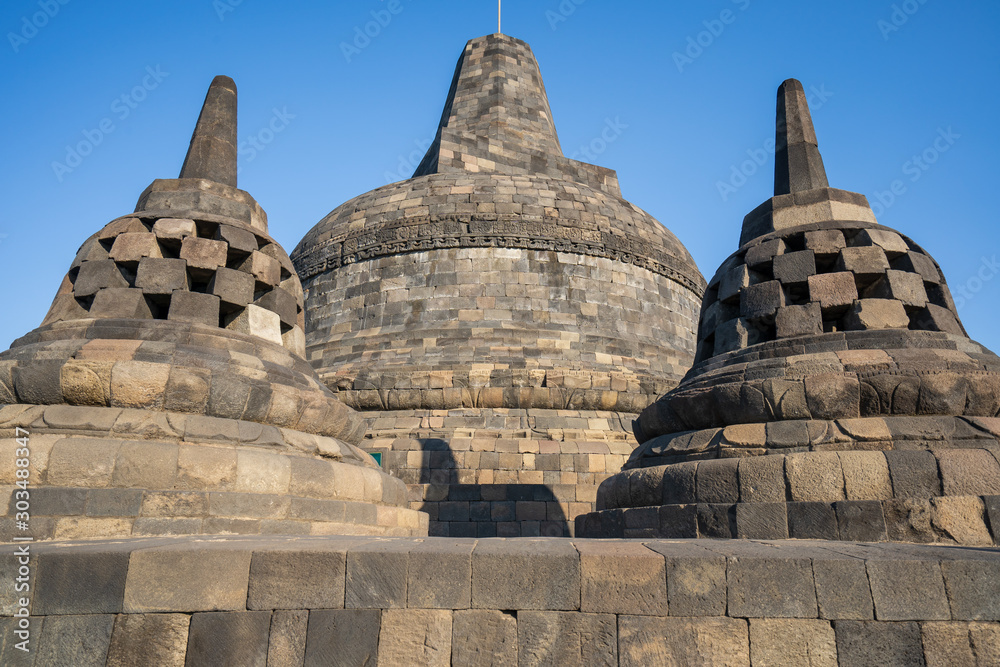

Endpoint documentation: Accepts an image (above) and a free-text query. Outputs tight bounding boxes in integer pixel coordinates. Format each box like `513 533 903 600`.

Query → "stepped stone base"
3 535 999 665
361 408 638 536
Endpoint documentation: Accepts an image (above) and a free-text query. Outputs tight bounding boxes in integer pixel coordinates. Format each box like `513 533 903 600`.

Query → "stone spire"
411 33 621 195
179 75 238 187
774 78 829 196
740 79 875 246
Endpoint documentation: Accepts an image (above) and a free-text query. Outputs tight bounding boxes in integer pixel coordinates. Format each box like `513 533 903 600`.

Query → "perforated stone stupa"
0 76 426 540
580 79 1000 543
292 34 706 536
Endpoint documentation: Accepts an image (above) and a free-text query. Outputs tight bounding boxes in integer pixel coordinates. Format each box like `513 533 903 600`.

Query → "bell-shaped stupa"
579 79 1000 544
292 34 706 536
0 76 426 540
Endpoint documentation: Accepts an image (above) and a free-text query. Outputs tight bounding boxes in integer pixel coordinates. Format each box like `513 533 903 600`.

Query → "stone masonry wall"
4 535 999 665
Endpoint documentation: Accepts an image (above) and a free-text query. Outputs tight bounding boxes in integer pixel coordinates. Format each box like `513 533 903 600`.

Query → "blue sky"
1 0 998 353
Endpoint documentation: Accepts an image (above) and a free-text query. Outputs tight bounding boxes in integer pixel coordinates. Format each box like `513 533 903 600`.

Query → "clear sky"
1 0 998 353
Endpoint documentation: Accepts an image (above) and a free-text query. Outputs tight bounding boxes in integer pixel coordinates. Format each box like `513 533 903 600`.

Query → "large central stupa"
292 34 706 536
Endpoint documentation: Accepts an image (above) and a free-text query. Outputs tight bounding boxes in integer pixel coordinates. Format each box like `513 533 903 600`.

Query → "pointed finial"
774 78 828 196
179 75 238 187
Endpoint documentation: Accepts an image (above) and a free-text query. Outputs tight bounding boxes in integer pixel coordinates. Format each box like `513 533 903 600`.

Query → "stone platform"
3 535 998 665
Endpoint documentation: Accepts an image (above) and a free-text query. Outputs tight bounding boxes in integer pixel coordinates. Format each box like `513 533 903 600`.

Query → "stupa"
580 79 1000 543
292 34 706 536
0 76 426 540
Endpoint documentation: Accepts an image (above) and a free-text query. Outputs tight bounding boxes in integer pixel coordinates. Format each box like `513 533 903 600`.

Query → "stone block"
661 461 698 505
653 545 727 616
135 258 189 294
842 298 909 330
805 229 846 255
807 271 858 311
248 549 346 610
786 452 846 502
74 259 129 297
856 228 910 257
744 238 786 269
408 539 474 609
225 304 283 346
893 250 941 283
883 498 937 543
931 496 992 545
773 249 817 285
657 504 698 538
835 500 888 542
90 288 153 319
864 269 928 308
0 616 42 666
833 620 925 666
379 610 452 667
734 502 788 539
472 539 580 610
112 439 178 489
738 455 787 503
451 610 517 666
839 451 892 500
45 437 121 487
215 223 258 254
917 303 964 335
167 290 220 327
718 264 751 304
749 619 837 667
697 503 735 538
813 557 874 620
109 232 163 265
34 549 129 615
254 287 298 327
164 367 211 414
209 267 255 308
787 502 840 540
696 459 739 503
266 611 307 667
941 559 1000 620
728 555 817 618
885 450 941 498
304 609 381 667
741 280 785 320
938 449 1000 496
180 236 228 273
346 541 411 609
35 614 114 667
618 616 749 667
240 251 282 286
106 614 190 667
518 611 617 666
714 317 754 354
185 612 270 667
835 245 890 282
776 302 823 338
26 486 87 515
920 622 977 667
578 541 667 615
124 547 252 612
152 217 197 242
866 559 950 620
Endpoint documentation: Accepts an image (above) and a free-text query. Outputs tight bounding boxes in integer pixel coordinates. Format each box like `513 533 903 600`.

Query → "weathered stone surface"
697 459 740 503
346 541 410 609
109 232 163 263
920 622 977 667
776 302 823 338
941 559 1000 620
210 267 255 308
738 455 786 503
786 452 846 502
248 549 346 610
578 541 667 615
74 259 129 296
124 547 252 612
804 374 860 419
728 555 817 618
734 502 788 539
938 449 1000 496
167 290 221 327
865 269 927 308
90 288 154 319
808 271 857 311
787 502 840 540
843 298 910 330
749 619 837 667
304 609 381 667
33 549 128 615
472 539 580 611
885 450 941 498
225 304 283 346
152 217 197 241
618 616 749 667
35 614 114 667
813 557 873 620
379 610 452 667
186 612 271 667
833 620 925 666
838 451 892 500
451 610 517 666
866 559 950 621
643 543 727 616
408 539 474 609
805 229 846 255
741 280 785 320
931 496 992 545
773 250 817 285
835 500 888 542
266 611 307 667
518 611 617 666
180 236 228 273
106 614 190 667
